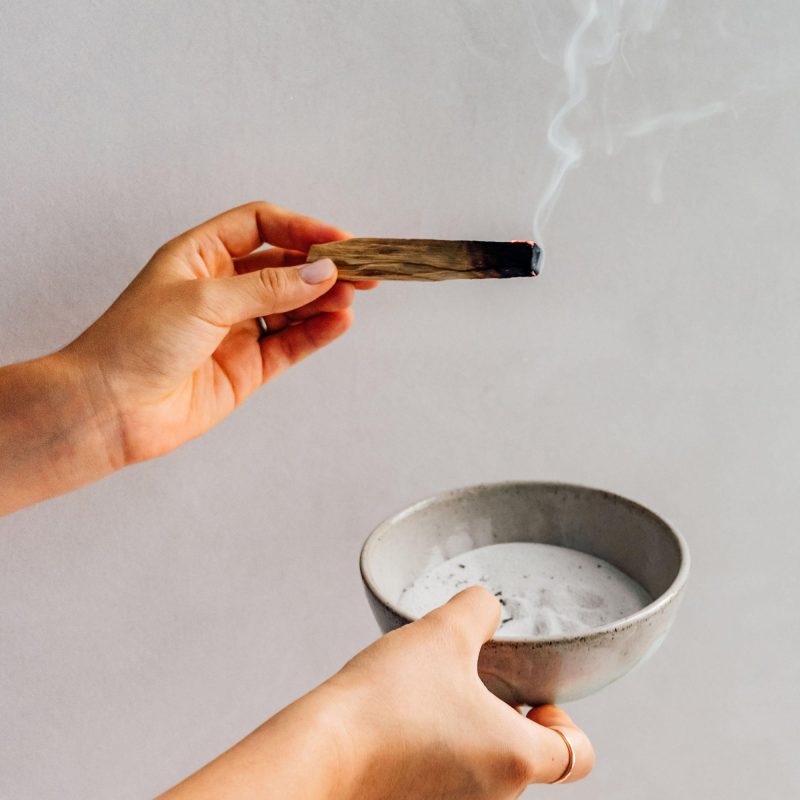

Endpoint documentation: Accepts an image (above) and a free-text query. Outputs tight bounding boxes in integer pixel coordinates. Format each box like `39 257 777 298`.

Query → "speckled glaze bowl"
360 482 689 705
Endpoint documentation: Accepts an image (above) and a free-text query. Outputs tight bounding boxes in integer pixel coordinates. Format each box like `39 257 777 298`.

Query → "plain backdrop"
1 2 798 798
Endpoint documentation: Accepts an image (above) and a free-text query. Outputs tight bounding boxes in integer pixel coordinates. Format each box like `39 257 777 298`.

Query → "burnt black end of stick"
531 243 542 276
468 241 542 278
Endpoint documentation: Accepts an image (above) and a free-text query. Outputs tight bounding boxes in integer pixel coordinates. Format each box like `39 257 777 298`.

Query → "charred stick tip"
532 243 542 276
474 240 542 278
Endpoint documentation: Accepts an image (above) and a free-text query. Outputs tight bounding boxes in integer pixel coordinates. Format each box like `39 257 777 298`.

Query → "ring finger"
262 281 356 334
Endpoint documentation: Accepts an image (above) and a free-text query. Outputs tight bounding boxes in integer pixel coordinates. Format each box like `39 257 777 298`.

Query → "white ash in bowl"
399 542 651 638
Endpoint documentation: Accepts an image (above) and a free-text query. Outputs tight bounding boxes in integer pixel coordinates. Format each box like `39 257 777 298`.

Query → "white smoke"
529 0 771 258
531 0 600 243
625 102 731 138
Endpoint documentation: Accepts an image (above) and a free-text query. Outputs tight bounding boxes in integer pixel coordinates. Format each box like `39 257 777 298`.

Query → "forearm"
156 685 362 800
0 351 124 516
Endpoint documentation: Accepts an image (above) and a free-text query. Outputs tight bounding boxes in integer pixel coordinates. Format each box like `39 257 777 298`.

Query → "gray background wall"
1 2 798 798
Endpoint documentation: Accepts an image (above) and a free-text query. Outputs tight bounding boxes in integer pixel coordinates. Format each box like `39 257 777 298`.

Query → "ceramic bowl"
360 481 689 705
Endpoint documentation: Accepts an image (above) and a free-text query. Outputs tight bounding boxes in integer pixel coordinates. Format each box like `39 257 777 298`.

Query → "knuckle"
499 748 535 789
152 241 173 260
257 267 290 298
245 199 270 211
244 199 275 223
151 238 186 267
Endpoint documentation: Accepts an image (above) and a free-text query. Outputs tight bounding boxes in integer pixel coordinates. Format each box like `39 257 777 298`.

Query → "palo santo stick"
307 238 541 281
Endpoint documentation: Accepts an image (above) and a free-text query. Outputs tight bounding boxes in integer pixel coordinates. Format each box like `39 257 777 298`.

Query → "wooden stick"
307 238 541 281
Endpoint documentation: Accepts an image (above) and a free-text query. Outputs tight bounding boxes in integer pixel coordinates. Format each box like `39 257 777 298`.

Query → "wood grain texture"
307 238 541 281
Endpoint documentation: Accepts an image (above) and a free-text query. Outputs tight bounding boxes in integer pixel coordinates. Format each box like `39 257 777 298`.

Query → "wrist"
0 350 126 515
275 683 372 800
303 680 386 800
56 346 128 471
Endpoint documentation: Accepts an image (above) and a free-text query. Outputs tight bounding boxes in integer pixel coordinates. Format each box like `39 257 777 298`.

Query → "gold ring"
549 727 575 784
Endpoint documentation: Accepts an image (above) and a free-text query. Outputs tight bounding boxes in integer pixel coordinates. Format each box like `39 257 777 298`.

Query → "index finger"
190 201 350 259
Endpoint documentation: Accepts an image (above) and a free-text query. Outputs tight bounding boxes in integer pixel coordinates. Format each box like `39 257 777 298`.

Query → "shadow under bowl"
360 481 689 705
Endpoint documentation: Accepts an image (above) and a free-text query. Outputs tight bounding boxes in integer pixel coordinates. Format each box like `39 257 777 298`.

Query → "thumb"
196 258 337 326
424 586 502 654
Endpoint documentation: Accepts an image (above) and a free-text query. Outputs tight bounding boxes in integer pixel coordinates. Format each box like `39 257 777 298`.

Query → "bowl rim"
359 480 691 645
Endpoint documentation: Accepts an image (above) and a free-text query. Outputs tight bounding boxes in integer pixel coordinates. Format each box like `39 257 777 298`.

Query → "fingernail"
299 258 335 284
